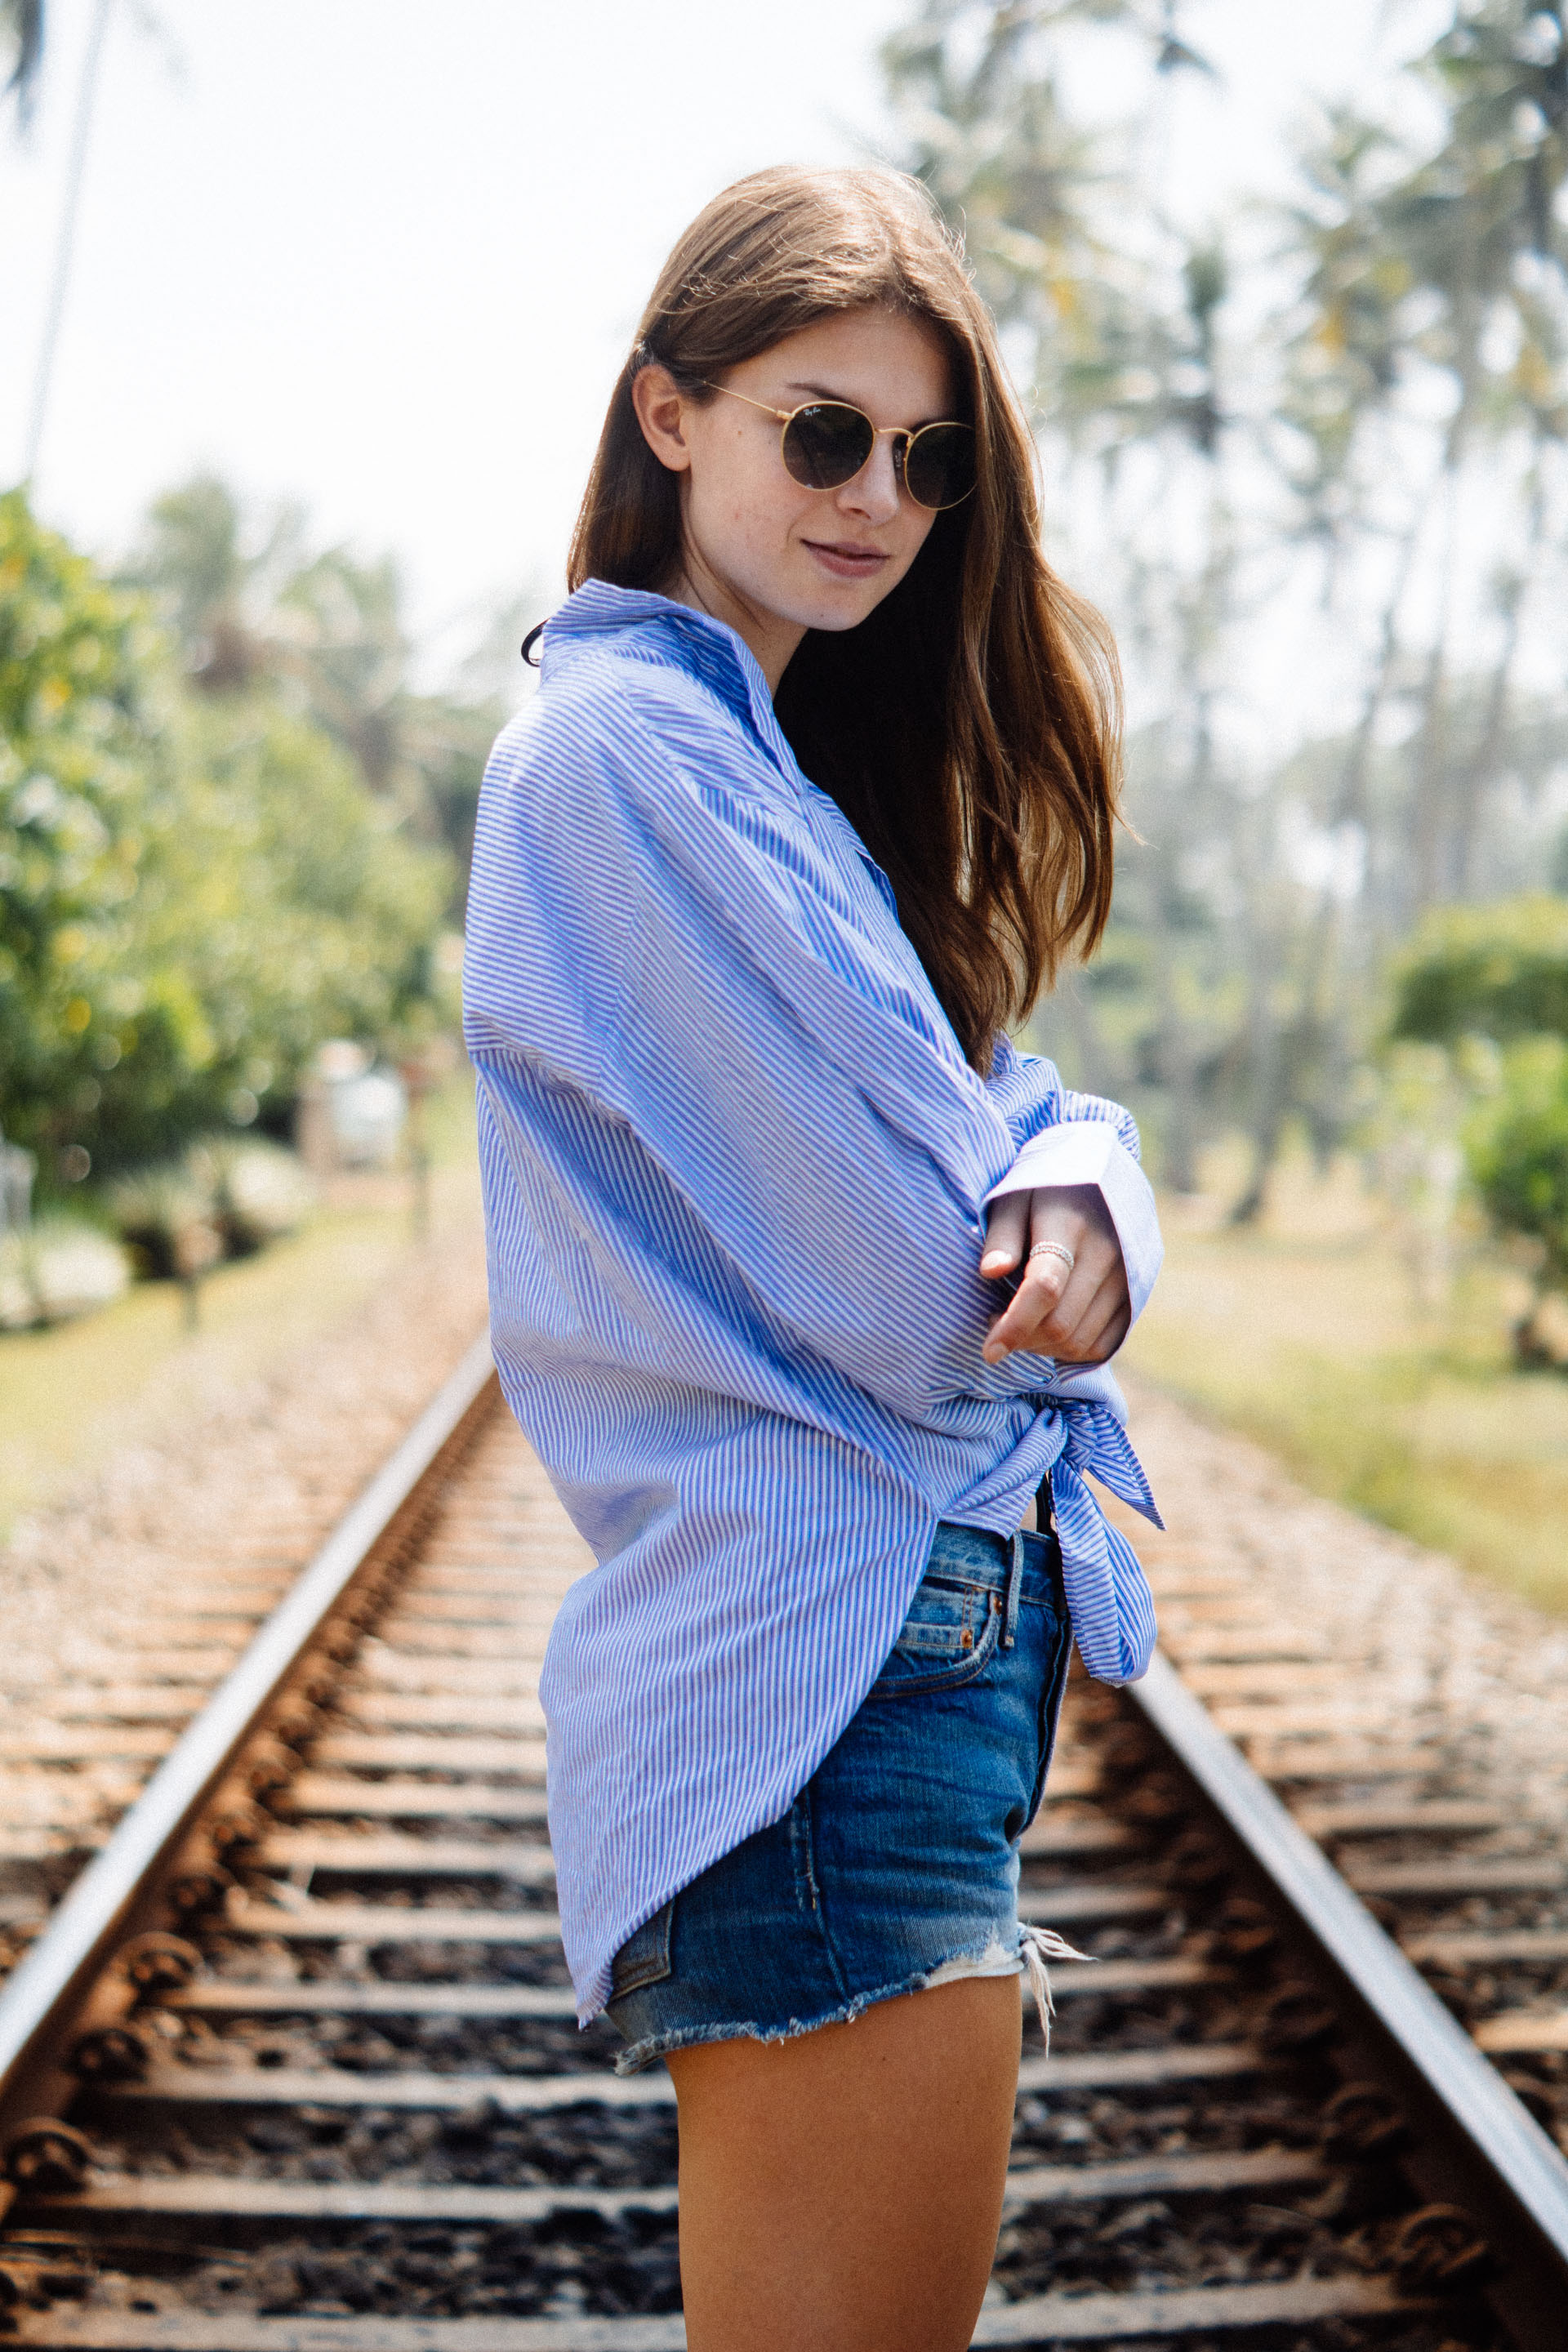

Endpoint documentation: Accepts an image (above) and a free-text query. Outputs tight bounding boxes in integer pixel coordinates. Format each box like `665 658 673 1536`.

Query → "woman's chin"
776 569 897 635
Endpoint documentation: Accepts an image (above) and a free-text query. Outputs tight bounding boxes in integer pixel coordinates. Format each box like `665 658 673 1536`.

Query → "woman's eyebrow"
782 379 951 426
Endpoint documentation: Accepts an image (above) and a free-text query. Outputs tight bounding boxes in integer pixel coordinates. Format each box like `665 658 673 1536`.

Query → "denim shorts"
605 1517 1072 2074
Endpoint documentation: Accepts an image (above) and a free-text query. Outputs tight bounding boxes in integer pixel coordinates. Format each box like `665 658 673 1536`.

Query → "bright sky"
2 0 1450 666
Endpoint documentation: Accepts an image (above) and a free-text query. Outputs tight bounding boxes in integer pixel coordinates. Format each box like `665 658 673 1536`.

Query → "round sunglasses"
702 382 977 513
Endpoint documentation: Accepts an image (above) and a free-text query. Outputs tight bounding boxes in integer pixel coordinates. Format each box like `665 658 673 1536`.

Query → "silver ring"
1027 1241 1076 1276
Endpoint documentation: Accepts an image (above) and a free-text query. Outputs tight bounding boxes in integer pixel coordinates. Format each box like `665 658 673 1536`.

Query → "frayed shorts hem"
611 1934 1025 2076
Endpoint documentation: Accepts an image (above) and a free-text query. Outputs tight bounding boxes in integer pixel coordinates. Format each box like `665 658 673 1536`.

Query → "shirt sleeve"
464 665 1156 1419
983 1120 1164 1325
977 1038 1163 1325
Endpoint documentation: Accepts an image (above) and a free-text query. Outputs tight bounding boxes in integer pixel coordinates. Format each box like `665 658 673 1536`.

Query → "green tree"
1 489 453 1178
0 488 161 1178
125 474 302 693
1465 1038 1568 1358
86 688 452 1168
1471 1045 1568 1280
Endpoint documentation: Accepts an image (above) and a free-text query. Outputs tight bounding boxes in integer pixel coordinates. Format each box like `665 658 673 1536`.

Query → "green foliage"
0 1214 128 1330
1380 903 1568 1312
0 489 453 1178
1389 895 1568 1045
100 688 452 1163
1375 911 1568 1318
0 488 166 1173
1466 1037 1568 1289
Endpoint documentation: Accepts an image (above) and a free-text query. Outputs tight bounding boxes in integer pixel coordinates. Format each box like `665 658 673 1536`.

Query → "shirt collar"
541 580 782 748
540 578 898 908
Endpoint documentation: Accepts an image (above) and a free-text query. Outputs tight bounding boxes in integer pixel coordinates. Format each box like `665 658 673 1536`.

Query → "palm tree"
883 0 1568 1215
126 473 306 690
124 472 528 915
2 0 44 127
887 3 1298 1203
1266 16 1568 1158
1402 2 1568 907
14 0 115 481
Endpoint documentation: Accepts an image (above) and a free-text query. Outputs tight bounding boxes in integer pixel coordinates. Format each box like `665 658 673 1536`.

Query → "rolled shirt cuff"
983 1120 1164 1327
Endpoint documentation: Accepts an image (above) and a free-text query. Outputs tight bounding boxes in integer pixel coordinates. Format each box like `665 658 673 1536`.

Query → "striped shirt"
463 581 1164 2022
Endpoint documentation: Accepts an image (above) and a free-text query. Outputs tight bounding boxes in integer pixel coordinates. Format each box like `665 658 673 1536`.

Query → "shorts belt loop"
1003 1528 1024 1649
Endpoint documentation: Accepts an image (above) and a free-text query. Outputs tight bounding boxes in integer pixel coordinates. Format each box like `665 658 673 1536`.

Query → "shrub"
1383 904 1568 1361
109 1136 315 1276
0 490 163 1180
1461 1040 1568 1365
108 1165 220 1282
0 1217 129 1329
188 1136 314 1256
1468 1040 1568 1281
1391 895 1568 1047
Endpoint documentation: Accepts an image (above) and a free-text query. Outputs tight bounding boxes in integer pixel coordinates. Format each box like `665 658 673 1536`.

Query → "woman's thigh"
667 1971 1022 2352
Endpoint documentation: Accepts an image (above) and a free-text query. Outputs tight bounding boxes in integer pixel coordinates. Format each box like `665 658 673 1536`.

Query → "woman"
465 166 1163 2352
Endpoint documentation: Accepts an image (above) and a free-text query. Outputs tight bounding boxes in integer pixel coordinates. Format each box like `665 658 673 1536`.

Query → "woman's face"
632 307 958 690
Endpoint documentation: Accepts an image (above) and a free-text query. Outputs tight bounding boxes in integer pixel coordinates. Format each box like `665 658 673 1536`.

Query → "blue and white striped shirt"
464 581 1164 2022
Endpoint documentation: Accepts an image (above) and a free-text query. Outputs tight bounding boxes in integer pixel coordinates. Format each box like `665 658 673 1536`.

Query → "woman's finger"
1028 1184 1115 1276
986 1249 1129 1365
1009 1259 1118 1361
980 1184 1132 1365
981 1244 1085 1362
979 1190 1031 1281
1044 1264 1116 1356
1053 1278 1131 1366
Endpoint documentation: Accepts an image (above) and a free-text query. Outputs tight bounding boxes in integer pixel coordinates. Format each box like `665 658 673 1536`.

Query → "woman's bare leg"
666 1974 1022 2352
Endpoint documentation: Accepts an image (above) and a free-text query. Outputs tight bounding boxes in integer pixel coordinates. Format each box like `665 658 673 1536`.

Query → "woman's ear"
630 366 694 476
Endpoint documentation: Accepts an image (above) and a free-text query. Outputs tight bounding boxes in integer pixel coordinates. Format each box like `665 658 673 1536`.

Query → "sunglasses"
702 382 977 513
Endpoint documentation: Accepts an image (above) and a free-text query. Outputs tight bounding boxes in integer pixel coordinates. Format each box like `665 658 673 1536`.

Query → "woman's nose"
837 432 902 524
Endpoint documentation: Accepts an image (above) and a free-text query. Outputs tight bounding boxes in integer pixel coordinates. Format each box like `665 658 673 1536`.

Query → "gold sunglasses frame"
702 382 977 512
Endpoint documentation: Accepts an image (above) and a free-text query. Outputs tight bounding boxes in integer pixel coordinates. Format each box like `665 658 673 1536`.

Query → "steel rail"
0 1331 499 2158
7 1361 1568 2344
1132 1647 1568 2351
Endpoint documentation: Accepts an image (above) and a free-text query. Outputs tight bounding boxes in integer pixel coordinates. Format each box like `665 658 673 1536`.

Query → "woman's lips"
802 540 889 580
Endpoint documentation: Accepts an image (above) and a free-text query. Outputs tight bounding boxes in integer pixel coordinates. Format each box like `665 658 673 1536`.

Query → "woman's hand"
978 1183 1130 1367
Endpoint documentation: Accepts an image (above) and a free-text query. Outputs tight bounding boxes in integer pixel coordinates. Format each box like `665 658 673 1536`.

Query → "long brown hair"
568 165 1122 1073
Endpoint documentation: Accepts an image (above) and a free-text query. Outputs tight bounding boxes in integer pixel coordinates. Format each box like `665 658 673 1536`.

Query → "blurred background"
3 0 1566 1608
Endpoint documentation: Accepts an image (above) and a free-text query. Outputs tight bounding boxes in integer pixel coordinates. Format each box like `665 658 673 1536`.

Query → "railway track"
1 1337 1566 2346
0 1247 489 1984
0 1517 327 1971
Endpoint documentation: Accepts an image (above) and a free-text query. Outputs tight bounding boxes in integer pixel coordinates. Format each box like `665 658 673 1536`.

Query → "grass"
0 1073 483 1542
1123 1137 1568 1619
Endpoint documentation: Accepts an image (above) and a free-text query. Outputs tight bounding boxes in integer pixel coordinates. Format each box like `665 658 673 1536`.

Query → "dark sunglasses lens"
782 403 875 490
904 423 976 510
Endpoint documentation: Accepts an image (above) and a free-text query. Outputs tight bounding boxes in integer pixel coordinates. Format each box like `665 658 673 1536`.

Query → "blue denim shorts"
605 1518 1072 2074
